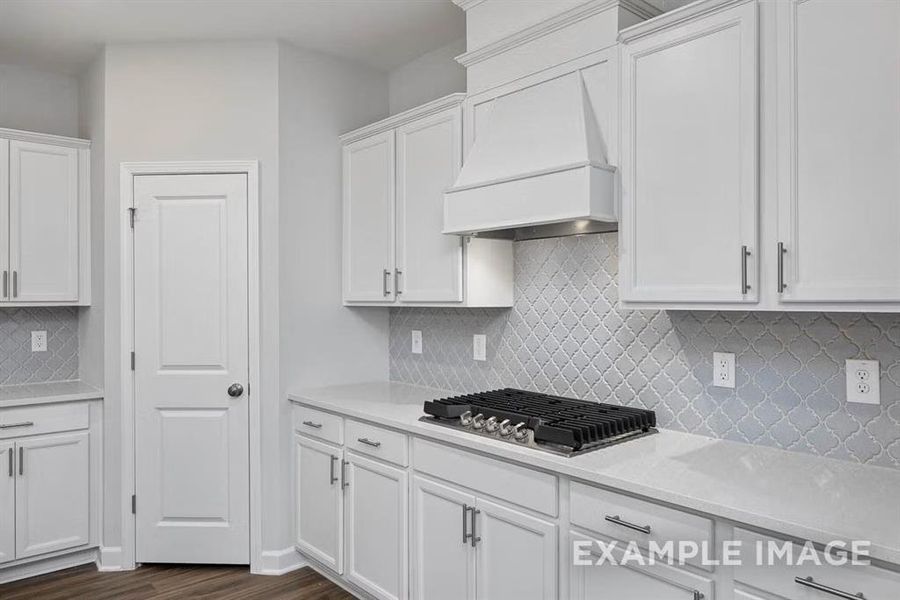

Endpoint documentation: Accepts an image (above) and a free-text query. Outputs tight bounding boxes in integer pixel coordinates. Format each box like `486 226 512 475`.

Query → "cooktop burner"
420 388 657 457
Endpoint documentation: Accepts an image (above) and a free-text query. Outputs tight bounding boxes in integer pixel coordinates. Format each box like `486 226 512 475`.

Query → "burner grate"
423 388 656 451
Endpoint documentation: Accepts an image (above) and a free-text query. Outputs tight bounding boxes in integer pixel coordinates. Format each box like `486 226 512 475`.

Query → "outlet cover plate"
473 334 487 361
846 359 880 404
713 352 735 389
31 330 47 353
411 330 423 355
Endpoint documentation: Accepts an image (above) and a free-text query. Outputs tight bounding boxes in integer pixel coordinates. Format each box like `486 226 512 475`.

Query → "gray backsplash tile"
0 307 78 385
390 234 900 469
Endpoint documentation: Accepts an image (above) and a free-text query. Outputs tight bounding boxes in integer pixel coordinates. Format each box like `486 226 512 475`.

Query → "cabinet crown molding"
618 0 755 43
0 127 91 149
456 0 661 68
339 93 465 145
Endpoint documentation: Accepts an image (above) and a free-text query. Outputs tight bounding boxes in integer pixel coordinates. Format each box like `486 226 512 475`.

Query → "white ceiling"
0 0 466 75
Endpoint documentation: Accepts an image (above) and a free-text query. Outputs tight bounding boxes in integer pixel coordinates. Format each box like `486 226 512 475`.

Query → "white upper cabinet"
341 94 513 307
0 129 90 306
775 0 900 304
619 0 759 306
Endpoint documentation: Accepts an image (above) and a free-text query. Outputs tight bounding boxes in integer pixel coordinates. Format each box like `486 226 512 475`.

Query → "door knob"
227 383 244 397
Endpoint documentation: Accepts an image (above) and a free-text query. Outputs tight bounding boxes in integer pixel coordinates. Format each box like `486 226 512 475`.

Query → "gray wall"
390 234 900 469
0 307 78 384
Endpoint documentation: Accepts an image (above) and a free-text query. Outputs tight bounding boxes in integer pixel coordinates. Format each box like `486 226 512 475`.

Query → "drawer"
413 438 557 517
293 405 343 445
733 528 900 600
345 419 408 466
0 402 89 440
570 481 714 571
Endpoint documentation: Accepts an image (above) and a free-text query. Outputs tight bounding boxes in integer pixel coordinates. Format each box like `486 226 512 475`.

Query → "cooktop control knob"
471 413 486 430
459 411 473 427
513 423 529 442
497 419 511 436
485 416 500 433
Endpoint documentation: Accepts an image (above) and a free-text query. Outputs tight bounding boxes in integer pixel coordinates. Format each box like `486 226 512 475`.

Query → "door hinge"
131 495 136 514
128 207 136 229
130 351 135 371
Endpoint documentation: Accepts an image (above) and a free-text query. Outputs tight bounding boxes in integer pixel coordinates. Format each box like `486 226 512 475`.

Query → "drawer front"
293 405 343 445
345 419 408 467
733 528 900 600
570 482 714 571
412 438 557 517
0 402 89 440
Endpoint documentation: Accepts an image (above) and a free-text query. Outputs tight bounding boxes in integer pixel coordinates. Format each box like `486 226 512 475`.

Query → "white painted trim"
618 0 754 43
118 160 262 572
96 546 124 571
258 547 307 576
0 548 98 584
339 94 466 144
452 0 486 10
456 0 660 67
0 127 91 149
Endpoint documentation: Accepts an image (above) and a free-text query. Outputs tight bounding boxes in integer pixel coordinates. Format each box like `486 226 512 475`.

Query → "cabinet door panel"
475 498 557 600
343 132 395 303
412 476 475 600
620 1 758 304
9 140 79 302
0 442 13 564
15 432 90 559
345 453 408 600
777 0 900 302
295 435 343 573
396 107 463 303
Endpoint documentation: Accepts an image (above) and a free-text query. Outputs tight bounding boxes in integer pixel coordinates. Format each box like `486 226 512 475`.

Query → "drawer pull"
605 514 652 535
357 437 381 448
0 421 34 429
795 576 865 599
301 420 322 429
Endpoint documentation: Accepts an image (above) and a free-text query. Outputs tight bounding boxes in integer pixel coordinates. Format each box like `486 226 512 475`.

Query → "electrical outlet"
473 334 487 361
713 352 735 388
411 330 423 354
846 359 880 404
31 331 47 353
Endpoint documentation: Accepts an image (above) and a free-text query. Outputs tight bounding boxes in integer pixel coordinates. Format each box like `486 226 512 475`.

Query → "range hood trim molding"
445 160 616 195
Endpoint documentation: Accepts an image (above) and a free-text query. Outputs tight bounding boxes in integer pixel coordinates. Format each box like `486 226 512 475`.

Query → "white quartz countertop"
289 381 900 566
0 380 103 407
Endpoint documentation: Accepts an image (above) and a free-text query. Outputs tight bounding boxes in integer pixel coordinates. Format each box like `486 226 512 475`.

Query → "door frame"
118 161 261 572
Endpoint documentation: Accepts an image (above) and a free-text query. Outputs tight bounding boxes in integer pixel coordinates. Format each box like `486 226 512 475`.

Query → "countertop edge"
0 384 104 408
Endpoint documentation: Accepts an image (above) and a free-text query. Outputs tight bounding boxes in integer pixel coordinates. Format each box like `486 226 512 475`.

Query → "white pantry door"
133 173 250 564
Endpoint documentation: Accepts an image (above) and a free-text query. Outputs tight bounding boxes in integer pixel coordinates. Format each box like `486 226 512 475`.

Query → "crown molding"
339 93 466 144
456 0 661 68
619 0 755 43
0 127 91 149
452 0 487 10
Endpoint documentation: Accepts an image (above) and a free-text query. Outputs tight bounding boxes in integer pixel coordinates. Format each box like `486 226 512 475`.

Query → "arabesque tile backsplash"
390 234 900 469
0 307 78 385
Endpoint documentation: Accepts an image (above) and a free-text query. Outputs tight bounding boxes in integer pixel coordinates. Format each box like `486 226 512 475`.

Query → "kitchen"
0 0 899 599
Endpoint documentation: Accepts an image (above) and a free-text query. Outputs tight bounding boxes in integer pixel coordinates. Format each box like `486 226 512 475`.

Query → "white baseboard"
256 547 307 575
96 546 126 572
0 548 98 584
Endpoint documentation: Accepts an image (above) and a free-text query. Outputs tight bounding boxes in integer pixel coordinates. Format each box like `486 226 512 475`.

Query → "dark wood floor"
0 563 356 599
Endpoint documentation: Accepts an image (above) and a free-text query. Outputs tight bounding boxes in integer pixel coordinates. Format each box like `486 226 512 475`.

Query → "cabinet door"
776 0 900 302
295 434 343 573
15 432 90 559
0 442 14 564
396 106 463 303
475 498 557 600
412 476 475 600
345 452 408 600
343 131 395 303
8 140 79 302
620 1 758 304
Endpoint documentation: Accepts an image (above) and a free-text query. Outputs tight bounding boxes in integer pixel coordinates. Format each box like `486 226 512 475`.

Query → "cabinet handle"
7 448 11 478
462 503 470 544
0 421 34 430
2 271 6 298
357 437 381 448
692 592 704 600
605 514 652 535
18 447 23 476
469 507 481 547
795 576 866 599
395 269 403 295
301 420 322 429
341 459 349 489
12 271 17 298
329 455 338 485
383 269 391 296
741 245 750 294
777 242 787 293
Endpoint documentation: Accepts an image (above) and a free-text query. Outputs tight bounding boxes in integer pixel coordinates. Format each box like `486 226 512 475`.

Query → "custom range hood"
444 71 617 241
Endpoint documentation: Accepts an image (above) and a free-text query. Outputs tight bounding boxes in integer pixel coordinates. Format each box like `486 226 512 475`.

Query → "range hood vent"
444 71 617 240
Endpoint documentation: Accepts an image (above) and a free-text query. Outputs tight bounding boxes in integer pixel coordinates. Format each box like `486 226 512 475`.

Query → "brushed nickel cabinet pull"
341 459 349 489
777 242 787 293
605 514 652 535
329 455 338 485
741 245 751 294
0 421 34 429
357 437 381 448
383 269 391 296
795 576 865 599
12 271 17 298
462 503 470 544
301 420 322 429
2 271 7 298
7 448 11 477
18 447 23 476
469 507 481 547
395 269 403 295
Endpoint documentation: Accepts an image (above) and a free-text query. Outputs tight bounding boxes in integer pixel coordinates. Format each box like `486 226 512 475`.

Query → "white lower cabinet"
345 452 408 600
0 441 14 564
294 434 343 573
